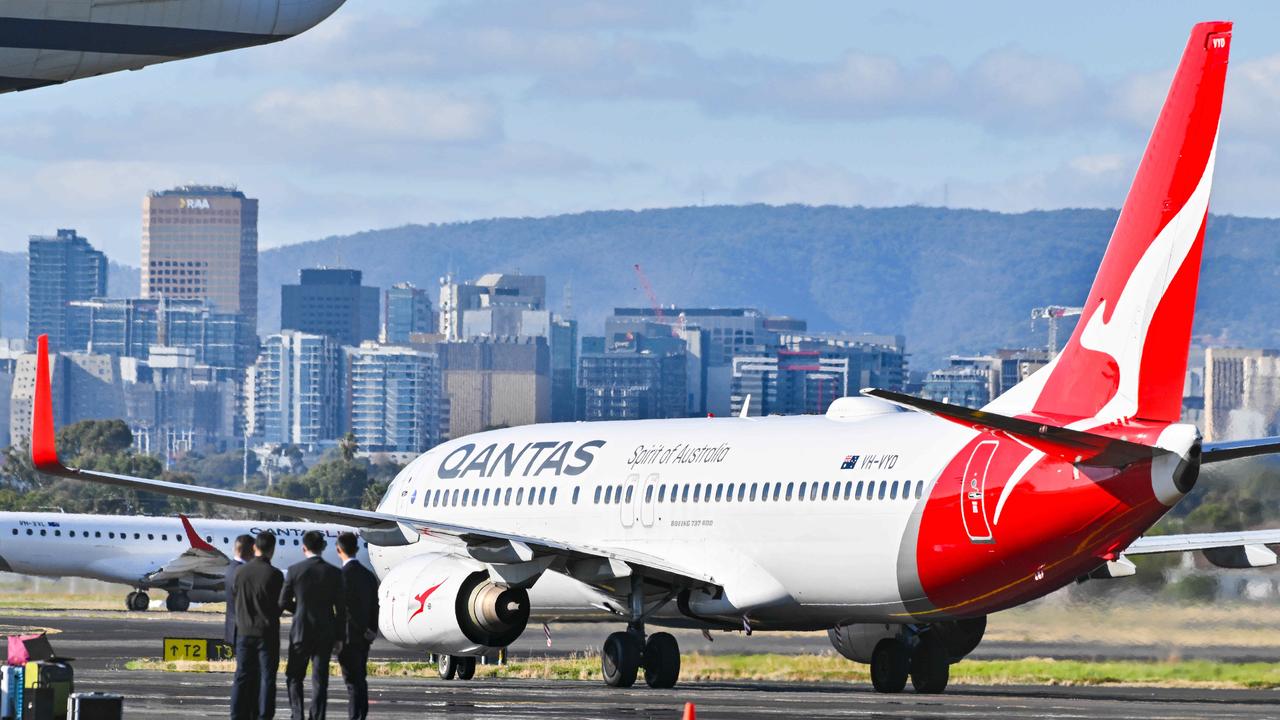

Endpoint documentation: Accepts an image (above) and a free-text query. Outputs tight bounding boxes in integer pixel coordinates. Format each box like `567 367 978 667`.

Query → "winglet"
31 334 63 473
179 514 218 553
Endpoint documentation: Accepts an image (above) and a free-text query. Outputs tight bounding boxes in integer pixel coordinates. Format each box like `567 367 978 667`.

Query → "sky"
4 1 1280 264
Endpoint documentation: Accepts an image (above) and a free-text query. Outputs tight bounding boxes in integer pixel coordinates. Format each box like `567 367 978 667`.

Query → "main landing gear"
437 654 477 681
165 591 191 613
125 591 150 612
600 576 681 689
870 632 949 694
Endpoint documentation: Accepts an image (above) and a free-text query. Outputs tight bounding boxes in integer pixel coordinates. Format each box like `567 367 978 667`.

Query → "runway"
2 609 1277 718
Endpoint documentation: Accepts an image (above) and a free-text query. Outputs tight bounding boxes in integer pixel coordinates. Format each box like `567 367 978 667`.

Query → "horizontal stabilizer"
1201 437 1280 464
861 388 1166 468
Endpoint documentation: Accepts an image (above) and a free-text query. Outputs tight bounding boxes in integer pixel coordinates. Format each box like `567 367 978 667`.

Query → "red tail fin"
31 334 63 472
991 22 1231 428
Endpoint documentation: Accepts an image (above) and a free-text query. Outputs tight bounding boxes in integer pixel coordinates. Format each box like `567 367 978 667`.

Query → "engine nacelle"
828 617 986 664
378 553 530 656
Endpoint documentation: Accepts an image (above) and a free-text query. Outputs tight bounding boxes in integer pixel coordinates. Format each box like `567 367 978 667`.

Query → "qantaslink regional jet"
26 20 1280 694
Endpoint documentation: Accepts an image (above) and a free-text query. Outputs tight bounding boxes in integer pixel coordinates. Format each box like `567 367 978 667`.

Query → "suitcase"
23 662 71 720
67 693 121 720
1 665 22 719
22 686 53 720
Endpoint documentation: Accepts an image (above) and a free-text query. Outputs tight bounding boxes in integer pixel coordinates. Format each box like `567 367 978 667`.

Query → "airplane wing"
28 336 718 593
1124 529 1280 556
145 516 232 583
1202 437 1280 464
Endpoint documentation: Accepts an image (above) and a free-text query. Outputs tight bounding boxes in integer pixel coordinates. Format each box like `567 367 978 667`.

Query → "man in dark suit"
280 530 346 720
232 531 283 720
225 534 256 647
335 532 378 720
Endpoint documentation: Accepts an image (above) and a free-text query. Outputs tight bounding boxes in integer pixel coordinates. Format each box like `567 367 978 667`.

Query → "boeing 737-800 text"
26 21 1280 694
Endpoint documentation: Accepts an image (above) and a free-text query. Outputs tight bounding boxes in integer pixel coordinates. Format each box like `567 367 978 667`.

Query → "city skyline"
5 3 1280 263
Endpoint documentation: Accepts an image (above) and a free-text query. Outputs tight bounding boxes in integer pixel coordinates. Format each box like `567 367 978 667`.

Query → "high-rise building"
10 350 125 446
347 342 447 456
920 356 996 409
438 273 547 340
245 331 342 447
1204 347 1280 441
120 347 240 459
607 307 780 366
412 336 550 439
76 297 258 373
550 317 578 422
142 186 258 332
383 283 435 343
280 268 380 347
578 330 688 422
27 229 107 352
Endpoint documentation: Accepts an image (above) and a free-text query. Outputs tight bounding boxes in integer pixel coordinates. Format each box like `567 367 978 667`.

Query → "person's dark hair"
336 532 359 558
234 534 255 561
302 530 326 555
255 531 276 555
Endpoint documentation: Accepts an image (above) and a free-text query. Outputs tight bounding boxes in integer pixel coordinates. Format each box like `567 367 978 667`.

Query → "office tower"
1204 347 1280 441
413 336 550 439
383 282 435 343
27 229 107 352
438 273 547 340
10 351 125 445
550 317 578 422
347 342 447 455
280 268 380 347
77 297 258 373
142 186 258 334
245 331 342 447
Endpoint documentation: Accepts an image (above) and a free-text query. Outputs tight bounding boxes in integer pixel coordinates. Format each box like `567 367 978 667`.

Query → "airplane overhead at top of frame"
0 0 346 94
26 20 1280 695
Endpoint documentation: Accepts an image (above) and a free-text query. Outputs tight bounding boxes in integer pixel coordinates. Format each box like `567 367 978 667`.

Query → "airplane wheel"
165 592 190 612
602 631 641 688
456 656 476 680
128 592 150 612
437 654 457 680
870 639 909 694
643 632 680 689
910 636 950 694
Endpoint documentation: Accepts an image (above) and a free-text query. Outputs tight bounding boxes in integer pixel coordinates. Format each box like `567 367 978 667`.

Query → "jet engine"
378 553 530 656
828 617 986 663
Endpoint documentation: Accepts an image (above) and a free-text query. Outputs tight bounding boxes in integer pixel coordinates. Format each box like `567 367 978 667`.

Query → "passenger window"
594 486 602 504
624 486 633 504
551 487 558 504
785 482 794 501
916 482 924 499
749 483 758 501
772 483 782 501
39 530 46 536
844 481 853 500
878 482 887 500
725 483 734 502
540 487 548 504
703 484 712 502
604 486 613 504
483 489 491 505
658 485 666 503
616 484 623 502
737 484 746 502
462 489 470 507
798 482 807 501
901 481 911 499
890 481 899 499
682 485 690 502
821 482 830 501
54 530 61 537
645 485 654 502
690 483 699 503
69 531 76 538
855 481 864 500
517 488 525 505
715 484 723 502
572 487 579 505
108 532 114 539
95 531 101 538
161 534 167 541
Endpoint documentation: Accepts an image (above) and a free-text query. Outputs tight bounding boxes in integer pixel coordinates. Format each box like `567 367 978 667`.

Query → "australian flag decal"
840 455 859 470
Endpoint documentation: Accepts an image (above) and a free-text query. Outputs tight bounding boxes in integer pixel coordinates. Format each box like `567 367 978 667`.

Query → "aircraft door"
961 441 997 544
620 473 640 528
640 473 659 528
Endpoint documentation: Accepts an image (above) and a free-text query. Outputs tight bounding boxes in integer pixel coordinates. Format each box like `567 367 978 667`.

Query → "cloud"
252 83 501 143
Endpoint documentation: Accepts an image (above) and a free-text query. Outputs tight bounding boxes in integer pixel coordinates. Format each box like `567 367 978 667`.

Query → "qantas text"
437 440 606 479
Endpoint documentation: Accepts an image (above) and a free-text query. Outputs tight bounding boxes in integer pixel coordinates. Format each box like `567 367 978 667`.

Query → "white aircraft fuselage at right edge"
31 21 1280 694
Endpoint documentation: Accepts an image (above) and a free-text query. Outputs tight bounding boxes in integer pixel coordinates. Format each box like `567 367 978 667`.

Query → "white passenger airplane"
0 512 361 611
0 0 346 93
26 20 1280 694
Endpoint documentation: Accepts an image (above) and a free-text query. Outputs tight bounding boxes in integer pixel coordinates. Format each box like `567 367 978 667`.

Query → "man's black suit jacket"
340 559 379 646
279 555 346 647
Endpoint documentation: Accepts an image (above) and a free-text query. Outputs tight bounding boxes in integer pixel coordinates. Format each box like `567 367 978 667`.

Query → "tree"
338 432 358 462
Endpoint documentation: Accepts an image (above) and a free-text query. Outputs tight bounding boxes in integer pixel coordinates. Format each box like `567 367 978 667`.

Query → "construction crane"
1030 305 1083 354
633 264 682 337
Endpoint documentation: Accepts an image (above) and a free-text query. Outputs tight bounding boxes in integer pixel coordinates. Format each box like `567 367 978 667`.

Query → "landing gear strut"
125 591 150 612
600 576 681 689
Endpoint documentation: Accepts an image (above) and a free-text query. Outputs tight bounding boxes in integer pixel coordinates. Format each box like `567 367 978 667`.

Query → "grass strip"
124 653 1280 689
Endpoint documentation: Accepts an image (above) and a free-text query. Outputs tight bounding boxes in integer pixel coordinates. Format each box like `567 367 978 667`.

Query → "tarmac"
3 609 1277 718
